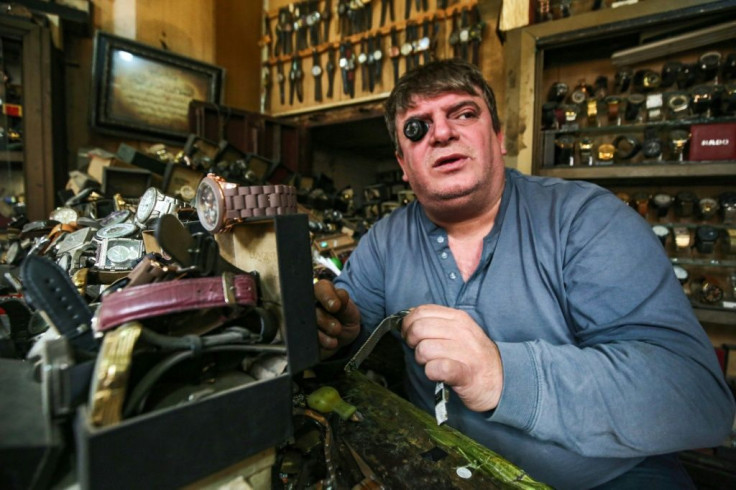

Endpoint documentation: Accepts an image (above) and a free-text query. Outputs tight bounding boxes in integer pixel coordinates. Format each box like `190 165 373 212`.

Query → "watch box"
688 123 736 161
75 214 319 489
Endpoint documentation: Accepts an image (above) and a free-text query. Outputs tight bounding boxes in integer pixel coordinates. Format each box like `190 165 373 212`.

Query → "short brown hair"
384 59 501 153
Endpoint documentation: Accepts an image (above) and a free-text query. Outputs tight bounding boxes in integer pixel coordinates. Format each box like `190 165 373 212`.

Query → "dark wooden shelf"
538 162 736 180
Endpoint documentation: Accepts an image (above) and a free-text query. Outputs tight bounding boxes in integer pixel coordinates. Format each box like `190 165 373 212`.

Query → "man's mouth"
433 154 466 168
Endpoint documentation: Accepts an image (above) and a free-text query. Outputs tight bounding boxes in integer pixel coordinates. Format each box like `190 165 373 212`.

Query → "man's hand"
402 305 503 412
314 279 362 359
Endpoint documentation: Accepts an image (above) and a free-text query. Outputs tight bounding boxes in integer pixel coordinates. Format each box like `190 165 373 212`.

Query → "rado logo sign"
700 138 730 146
689 123 736 161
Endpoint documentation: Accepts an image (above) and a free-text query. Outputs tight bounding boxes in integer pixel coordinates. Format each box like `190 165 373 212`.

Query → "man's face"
395 90 505 217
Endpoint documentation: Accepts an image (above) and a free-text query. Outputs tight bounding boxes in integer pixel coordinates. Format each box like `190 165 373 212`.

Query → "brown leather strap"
93 273 258 333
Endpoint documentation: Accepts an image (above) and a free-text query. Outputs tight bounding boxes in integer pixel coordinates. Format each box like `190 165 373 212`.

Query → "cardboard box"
75 214 319 489
689 123 736 161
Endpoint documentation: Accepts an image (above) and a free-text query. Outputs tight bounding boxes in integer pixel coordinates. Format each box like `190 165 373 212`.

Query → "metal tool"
344 440 384 490
345 310 450 426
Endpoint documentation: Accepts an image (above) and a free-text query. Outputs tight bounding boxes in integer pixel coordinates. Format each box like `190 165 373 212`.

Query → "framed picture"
91 31 225 142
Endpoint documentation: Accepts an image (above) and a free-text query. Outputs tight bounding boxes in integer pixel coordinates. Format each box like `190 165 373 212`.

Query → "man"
314 59 734 488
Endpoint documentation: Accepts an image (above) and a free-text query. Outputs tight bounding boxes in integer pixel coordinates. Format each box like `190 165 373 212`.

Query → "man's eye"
457 111 477 120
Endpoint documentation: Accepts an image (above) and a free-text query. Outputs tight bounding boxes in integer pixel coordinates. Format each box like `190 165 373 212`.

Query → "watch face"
49 206 78 225
673 265 689 282
96 222 138 240
652 225 669 238
136 187 158 222
196 178 224 233
653 194 672 207
697 226 719 241
99 209 131 228
107 244 135 264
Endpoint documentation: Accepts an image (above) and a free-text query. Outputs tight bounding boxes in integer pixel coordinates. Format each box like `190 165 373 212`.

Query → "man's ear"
497 131 507 156
395 151 409 182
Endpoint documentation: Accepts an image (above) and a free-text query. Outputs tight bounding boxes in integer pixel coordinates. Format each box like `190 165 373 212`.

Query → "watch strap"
224 184 298 221
20 254 97 353
93 273 259 333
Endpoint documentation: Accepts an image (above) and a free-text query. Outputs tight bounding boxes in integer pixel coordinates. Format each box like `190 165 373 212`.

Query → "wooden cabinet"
0 15 66 222
504 0 736 327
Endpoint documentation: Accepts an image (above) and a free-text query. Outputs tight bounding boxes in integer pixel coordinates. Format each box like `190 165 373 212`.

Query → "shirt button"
440 251 448 259
449 272 457 280
437 236 445 244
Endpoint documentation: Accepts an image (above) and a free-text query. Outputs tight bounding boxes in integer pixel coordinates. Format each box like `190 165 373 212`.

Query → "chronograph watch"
195 174 298 233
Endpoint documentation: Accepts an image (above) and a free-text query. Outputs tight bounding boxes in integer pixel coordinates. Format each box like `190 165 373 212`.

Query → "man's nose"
429 117 456 144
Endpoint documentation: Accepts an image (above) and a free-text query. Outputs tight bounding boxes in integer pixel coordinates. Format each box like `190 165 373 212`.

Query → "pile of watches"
545 50 736 166
615 189 736 307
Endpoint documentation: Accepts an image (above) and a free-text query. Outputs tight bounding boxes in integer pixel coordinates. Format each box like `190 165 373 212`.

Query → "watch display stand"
74 214 319 489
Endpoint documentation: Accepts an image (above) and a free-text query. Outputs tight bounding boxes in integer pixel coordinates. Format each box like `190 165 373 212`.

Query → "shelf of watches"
547 131 736 167
542 47 736 129
648 225 736 264
261 0 480 60
542 95 736 132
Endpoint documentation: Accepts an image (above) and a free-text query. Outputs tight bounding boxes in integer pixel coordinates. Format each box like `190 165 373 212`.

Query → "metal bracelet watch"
95 238 145 271
195 173 298 233
669 130 690 162
135 187 183 227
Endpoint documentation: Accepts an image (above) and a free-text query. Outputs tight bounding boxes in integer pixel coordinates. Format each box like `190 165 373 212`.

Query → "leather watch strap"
312 48 323 102
390 27 400 86
326 45 336 98
20 254 97 353
93 273 259 333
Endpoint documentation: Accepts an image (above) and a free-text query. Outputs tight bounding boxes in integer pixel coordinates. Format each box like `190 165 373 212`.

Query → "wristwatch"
95 238 145 271
613 68 633 93
645 93 663 122
20 254 98 353
195 174 298 233
554 135 575 166
92 272 259 333
669 130 690 162
697 277 723 304
548 81 568 103
596 143 615 165
672 264 689 285
725 228 736 254
675 191 698 217
613 134 641 161
135 187 183 227
697 51 722 82
652 225 669 247
96 222 138 240
720 192 736 223
632 192 650 218
694 226 719 254
49 206 79 225
691 85 714 117
652 193 673 218
698 197 719 220
667 92 690 118
660 61 683 88
641 128 663 160
624 93 645 122
577 137 594 166
604 96 623 125
673 226 691 250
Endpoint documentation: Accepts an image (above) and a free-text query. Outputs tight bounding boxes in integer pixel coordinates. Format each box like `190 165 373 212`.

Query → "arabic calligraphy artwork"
91 31 225 142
